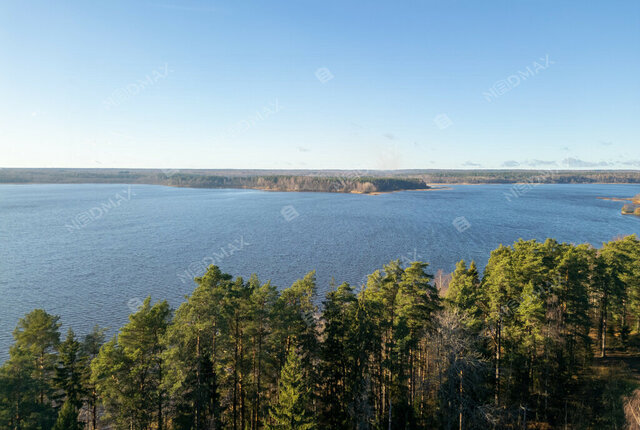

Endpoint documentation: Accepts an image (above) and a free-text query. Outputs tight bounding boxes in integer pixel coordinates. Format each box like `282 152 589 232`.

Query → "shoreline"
0 181 638 195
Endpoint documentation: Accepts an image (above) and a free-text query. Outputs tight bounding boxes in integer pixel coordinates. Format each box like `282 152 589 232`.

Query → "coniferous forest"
2 235 640 430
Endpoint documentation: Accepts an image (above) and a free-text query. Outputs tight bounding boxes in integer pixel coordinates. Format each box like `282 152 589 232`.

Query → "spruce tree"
267 348 316 430
53 399 81 430
54 328 84 409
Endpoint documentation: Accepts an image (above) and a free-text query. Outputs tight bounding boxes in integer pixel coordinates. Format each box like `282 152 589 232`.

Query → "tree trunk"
495 318 501 405
233 314 239 430
195 334 201 430
92 391 97 430
158 363 163 430
601 300 607 358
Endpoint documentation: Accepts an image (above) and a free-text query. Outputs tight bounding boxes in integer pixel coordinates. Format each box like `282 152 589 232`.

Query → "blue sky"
1 0 638 169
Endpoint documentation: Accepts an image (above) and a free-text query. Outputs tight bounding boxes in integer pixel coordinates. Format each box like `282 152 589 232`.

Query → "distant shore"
1 168 639 194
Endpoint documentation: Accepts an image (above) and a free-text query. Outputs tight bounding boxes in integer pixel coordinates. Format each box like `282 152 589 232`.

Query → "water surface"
1 184 638 357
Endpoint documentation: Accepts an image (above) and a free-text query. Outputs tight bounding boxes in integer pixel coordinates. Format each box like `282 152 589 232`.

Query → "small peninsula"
621 194 640 216
164 174 429 193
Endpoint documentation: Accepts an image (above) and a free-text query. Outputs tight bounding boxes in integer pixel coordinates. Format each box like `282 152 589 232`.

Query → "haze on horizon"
1 0 638 170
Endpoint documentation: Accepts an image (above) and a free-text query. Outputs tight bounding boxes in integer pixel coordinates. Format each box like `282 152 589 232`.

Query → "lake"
1 183 639 358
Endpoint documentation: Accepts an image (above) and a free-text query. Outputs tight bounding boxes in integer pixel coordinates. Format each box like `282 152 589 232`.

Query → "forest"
1 235 640 429
2 168 640 192
0 169 428 194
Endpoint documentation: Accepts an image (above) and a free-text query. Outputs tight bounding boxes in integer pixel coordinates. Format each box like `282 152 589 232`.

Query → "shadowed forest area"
1 235 640 429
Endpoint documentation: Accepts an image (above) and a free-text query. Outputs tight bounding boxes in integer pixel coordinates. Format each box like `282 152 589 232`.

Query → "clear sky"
1 0 638 170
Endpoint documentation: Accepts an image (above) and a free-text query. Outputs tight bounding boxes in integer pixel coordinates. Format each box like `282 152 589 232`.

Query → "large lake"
1 183 639 357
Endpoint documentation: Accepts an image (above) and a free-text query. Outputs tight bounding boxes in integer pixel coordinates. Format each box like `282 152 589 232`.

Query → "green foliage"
1 309 61 429
91 297 170 429
4 167 640 188
445 260 482 330
267 348 316 430
54 328 85 409
2 235 640 429
0 347 40 429
319 282 360 428
52 399 81 430
81 325 106 430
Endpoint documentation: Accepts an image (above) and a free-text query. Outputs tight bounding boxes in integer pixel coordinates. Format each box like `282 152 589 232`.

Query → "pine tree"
267 348 316 430
319 282 358 429
274 271 319 370
53 399 81 430
163 265 232 430
0 347 40 429
92 297 170 429
12 308 61 428
246 275 280 429
81 325 106 430
446 260 482 330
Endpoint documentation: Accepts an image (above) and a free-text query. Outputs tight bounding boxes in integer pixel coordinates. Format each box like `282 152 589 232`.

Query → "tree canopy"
1 235 639 429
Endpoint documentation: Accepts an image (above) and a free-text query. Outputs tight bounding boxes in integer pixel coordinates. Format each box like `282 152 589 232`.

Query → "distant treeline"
165 174 428 193
0 169 427 193
414 169 640 184
2 236 640 429
1 168 639 191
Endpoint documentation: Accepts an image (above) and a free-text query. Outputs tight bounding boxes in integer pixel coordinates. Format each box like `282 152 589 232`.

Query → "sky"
0 0 638 170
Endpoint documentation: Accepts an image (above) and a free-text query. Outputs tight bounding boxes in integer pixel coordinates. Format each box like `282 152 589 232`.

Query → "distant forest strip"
165 174 429 193
2 235 640 429
1 168 640 192
0 169 428 193
414 168 640 184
